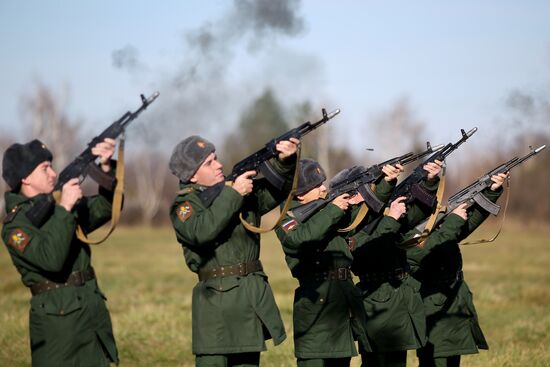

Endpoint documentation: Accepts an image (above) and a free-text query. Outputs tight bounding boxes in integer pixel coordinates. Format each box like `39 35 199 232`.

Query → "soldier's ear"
189 175 198 183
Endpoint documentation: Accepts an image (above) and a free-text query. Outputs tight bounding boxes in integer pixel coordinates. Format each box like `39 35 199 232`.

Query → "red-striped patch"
282 219 298 233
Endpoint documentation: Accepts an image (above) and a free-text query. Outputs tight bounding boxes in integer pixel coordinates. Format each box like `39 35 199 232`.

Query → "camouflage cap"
169 135 215 183
296 159 326 196
2 139 53 191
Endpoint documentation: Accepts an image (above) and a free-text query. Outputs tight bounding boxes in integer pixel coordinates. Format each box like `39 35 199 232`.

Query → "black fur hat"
2 139 53 191
296 159 326 196
169 135 216 183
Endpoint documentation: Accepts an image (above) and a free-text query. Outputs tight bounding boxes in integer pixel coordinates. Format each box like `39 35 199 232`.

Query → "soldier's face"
297 184 327 204
191 153 224 186
22 161 57 195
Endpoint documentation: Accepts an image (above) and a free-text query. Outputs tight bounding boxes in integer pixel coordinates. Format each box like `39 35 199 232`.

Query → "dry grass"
1 223 549 366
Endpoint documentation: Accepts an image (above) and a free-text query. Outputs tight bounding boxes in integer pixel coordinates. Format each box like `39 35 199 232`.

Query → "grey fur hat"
169 135 215 183
296 159 326 196
329 165 365 189
2 139 53 191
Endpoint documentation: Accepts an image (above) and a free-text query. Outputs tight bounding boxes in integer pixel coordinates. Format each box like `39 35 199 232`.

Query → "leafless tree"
19 81 80 170
126 149 169 226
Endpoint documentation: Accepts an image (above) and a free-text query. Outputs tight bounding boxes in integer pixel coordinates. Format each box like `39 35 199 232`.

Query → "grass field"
1 222 549 366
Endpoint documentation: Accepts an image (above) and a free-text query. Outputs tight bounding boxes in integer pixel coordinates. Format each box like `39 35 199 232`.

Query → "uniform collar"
4 191 36 212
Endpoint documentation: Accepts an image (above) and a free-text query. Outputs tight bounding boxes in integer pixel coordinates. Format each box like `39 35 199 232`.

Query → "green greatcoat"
2 188 118 367
170 158 295 355
275 200 373 360
272 178 397 361
351 178 441 353
406 188 502 359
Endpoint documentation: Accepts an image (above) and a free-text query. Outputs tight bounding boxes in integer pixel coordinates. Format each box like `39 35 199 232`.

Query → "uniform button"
315 261 320 265
219 287 223 291
319 298 324 303
60 309 64 315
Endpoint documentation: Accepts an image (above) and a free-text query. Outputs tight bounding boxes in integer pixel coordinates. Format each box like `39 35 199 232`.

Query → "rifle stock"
410 144 546 238
198 108 340 207
388 127 477 207
292 143 444 223
25 92 160 227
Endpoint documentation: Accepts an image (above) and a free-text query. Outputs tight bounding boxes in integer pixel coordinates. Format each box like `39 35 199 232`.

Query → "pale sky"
1 0 549 161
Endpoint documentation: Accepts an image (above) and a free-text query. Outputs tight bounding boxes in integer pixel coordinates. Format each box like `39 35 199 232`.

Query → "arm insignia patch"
347 237 357 251
177 201 193 222
7 228 31 252
282 219 298 233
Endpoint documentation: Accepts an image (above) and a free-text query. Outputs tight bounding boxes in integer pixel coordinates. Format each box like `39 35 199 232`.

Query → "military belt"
358 266 410 284
423 270 463 285
198 260 263 281
30 267 96 296
301 267 353 282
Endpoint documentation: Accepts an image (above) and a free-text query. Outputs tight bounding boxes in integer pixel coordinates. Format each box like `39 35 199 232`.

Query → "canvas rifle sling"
75 138 126 245
239 146 302 234
338 202 369 233
460 178 510 245
413 166 448 249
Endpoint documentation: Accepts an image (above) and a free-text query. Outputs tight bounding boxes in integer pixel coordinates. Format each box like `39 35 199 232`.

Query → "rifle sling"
460 179 510 245
239 147 302 234
413 167 447 249
337 203 369 233
75 138 126 245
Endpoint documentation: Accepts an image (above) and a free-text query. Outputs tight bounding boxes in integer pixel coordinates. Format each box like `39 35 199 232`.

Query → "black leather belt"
424 270 464 285
30 267 96 296
358 266 410 284
301 267 353 281
198 260 263 281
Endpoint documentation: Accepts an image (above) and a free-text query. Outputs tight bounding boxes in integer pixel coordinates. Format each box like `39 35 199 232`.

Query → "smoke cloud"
113 0 312 151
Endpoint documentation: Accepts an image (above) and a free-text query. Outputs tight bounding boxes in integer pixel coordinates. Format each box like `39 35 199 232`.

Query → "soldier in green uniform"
274 160 404 367
1 138 119 367
168 135 299 367
406 172 508 367
351 160 443 367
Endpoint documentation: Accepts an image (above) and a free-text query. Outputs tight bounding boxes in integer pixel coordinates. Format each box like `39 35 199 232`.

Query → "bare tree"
126 149 169 226
368 96 426 161
20 81 80 170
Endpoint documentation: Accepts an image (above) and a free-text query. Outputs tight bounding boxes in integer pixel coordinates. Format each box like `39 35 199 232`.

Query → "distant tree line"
1 82 548 226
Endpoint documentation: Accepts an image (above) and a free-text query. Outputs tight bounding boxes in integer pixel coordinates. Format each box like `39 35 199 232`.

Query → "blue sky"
1 0 549 160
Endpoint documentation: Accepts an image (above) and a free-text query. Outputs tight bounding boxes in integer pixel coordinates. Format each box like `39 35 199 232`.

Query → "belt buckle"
394 267 405 280
72 271 84 286
337 268 348 280
239 262 247 276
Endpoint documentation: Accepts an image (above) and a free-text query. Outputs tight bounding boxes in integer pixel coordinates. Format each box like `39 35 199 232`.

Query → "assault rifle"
198 108 340 207
407 144 546 241
291 143 444 223
387 127 477 208
26 92 160 227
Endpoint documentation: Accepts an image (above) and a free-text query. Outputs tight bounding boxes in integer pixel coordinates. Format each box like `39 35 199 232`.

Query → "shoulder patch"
7 228 31 252
176 201 193 222
347 237 357 251
282 219 298 233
